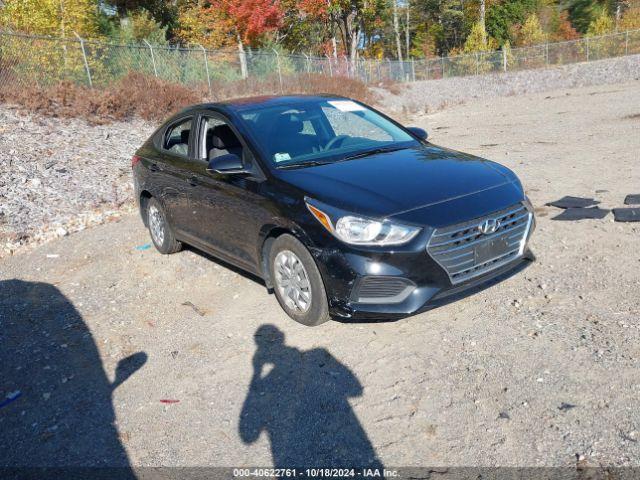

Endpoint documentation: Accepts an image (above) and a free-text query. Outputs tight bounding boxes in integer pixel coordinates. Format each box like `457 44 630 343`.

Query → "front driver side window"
164 118 192 156
200 116 243 162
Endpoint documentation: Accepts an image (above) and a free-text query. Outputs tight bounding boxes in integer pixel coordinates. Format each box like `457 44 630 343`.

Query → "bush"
0 71 378 123
212 73 378 105
0 72 204 123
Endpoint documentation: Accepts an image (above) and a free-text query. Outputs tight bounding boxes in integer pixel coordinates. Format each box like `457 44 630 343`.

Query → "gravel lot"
376 53 640 114
1 81 640 470
0 108 152 255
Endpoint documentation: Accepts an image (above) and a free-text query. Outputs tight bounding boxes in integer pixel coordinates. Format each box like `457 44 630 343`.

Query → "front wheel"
146 197 182 254
268 234 330 326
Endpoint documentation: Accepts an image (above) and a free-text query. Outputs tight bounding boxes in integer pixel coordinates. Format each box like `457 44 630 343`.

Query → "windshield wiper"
277 146 409 169
277 160 333 170
342 146 409 161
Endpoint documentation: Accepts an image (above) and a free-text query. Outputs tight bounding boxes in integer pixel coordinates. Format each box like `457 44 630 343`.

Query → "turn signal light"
306 204 334 232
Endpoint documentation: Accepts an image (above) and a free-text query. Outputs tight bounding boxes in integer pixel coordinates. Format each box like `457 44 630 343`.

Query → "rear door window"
164 117 192 156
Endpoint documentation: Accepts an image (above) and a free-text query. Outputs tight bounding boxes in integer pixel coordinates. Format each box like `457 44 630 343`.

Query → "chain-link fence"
1 28 640 92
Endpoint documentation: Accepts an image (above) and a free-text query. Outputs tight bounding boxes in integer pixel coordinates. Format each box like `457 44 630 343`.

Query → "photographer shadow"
240 325 383 470
0 279 145 475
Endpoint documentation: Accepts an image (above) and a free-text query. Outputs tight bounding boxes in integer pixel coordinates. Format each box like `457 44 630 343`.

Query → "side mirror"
207 153 246 174
407 126 428 141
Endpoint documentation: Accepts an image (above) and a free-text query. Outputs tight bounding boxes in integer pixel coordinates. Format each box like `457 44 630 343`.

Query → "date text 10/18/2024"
233 468 399 478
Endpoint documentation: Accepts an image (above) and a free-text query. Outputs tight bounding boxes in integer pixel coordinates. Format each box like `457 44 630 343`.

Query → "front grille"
427 203 532 284
353 276 415 304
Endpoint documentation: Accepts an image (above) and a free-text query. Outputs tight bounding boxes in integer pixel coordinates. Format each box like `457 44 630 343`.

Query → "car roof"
183 94 350 114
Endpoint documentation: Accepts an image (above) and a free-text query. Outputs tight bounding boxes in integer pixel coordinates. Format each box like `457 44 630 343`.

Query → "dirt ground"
1 81 639 469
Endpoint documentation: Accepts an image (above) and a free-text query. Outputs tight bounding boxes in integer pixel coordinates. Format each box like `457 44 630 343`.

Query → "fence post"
303 53 311 78
326 54 333 77
441 56 445 78
143 39 158 77
197 44 212 97
585 37 590 61
238 46 248 79
502 48 507 72
475 52 480 75
272 48 283 93
545 42 549 65
73 32 92 87
625 31 629 55
411 58 416 82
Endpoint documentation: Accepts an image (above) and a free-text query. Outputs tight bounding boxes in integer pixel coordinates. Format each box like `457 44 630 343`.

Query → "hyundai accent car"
132 95 535 326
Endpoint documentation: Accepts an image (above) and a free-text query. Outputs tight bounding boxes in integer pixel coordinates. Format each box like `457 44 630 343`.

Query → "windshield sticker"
327 100 365 112
274 152 291 163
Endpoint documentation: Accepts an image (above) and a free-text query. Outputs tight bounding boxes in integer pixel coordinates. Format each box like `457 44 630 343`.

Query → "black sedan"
132 95 535 326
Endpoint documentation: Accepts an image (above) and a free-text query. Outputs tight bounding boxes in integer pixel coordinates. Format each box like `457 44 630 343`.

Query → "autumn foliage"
224 0 284 45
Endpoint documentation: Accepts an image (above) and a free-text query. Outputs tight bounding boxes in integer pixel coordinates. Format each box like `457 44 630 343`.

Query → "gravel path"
1 81 639 469
376 53 640 114
0 107 153 255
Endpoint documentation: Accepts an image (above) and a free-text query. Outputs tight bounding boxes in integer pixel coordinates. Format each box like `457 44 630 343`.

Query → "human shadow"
239 325 383 470
0 279 145 475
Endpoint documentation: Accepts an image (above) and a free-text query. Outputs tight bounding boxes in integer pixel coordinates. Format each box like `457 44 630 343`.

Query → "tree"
516 12 547 46
107 0 178 29
619 6 640 30
392 0 403 60
569 0 608 33
550 11 580 41
174 3 235 48
462 21 497 52
299 0 385 61
0 0 101 38
586 10 614 35
114 9 168 43
485 0 538 45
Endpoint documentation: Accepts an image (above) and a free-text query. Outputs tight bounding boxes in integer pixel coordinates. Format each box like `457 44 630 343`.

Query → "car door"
185 111 270 272
152 115 198 237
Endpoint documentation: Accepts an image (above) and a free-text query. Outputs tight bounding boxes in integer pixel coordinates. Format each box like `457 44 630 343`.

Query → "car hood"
276 145 524 226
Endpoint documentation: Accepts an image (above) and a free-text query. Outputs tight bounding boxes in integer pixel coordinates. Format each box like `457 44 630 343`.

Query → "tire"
268 234 330 326
146 197 182 254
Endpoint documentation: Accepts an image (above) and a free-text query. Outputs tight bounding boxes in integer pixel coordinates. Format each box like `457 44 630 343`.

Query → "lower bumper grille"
352 276 416 304
427 203 532 284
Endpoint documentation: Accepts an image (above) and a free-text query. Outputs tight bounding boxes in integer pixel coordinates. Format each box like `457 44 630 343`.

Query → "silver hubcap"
148 205 165 246
274 250 312 313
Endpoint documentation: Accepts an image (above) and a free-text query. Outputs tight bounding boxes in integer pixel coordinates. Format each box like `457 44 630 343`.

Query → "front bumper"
319 248 534 321
312 204 535 321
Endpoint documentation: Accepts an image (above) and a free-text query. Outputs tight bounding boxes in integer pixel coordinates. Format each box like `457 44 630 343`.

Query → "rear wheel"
146 197 182 254
268 234 330 326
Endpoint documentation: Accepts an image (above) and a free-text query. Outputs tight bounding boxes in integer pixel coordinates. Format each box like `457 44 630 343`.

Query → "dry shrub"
212 73 377 105
0 72 204 124
284 74 378 105
0 71 377 124
377 79 403 96
98 72 205 121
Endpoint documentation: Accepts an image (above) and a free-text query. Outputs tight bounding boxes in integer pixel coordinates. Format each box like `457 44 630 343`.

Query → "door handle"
188 176 198 187
149 163 160 172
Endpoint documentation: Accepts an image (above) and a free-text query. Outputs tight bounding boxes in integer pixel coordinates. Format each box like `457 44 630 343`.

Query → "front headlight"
306 202 421 246
523 195 534 213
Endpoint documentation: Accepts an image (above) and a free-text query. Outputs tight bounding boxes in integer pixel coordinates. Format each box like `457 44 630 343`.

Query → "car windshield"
238 99 420 168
